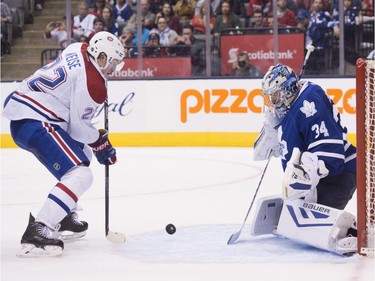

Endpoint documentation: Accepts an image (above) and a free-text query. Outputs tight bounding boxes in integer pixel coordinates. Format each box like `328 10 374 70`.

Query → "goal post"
356 58 375 256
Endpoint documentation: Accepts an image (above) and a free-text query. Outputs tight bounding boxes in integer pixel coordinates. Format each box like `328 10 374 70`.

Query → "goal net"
356 58 375 256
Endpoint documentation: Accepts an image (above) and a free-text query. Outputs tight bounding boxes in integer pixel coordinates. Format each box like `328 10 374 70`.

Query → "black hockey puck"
165 223 176 235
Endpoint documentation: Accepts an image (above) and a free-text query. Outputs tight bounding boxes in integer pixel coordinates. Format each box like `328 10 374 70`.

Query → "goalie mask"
87 31 125 72
261 64 300 116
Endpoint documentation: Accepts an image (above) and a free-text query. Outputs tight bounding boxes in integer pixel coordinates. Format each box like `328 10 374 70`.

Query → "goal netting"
356 58 375 257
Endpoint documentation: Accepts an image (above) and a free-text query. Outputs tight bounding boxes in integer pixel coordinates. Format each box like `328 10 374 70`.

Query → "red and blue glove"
89 129 117 165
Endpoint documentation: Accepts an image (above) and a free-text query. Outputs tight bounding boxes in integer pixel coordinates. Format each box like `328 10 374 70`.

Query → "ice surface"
1 147 374 281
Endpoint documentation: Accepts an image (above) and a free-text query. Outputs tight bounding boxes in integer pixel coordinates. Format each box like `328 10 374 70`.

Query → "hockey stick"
227 153 272 245
104 96 126 244
298 45 315 80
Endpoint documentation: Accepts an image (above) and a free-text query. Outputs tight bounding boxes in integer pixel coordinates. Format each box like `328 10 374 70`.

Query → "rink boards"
0 78 356 147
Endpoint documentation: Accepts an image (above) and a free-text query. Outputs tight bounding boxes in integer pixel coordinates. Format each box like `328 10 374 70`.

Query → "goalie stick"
298 45 315 80
227 153 272 244
104 96 126 244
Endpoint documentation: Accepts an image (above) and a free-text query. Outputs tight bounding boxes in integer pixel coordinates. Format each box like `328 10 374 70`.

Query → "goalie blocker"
251 196 357 256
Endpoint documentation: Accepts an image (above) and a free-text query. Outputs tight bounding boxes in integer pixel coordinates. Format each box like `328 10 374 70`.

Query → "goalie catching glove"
282 148 329 200
89 129 117 165
253 123 280 161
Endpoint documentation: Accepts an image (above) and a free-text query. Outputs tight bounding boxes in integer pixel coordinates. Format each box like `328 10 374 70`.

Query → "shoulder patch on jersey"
81 44 107 104
300 100 317 118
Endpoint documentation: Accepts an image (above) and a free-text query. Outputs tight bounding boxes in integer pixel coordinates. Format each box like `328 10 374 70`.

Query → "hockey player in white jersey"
252 64 357 255
2 31 125 257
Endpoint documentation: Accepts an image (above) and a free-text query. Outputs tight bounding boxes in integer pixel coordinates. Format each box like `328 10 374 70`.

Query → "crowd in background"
2 0 373 75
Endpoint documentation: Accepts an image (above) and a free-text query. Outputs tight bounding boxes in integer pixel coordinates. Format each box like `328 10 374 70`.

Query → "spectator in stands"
292 0 320 12
44 15 79 49
119 26 138 57
150 0 164 14
264 0 297 28
173 0 196 24
250 9 265 28
342 0 360 64
144 31 169 57
88 17 105 40
296 9 312 46
307 0 339 73
171 24 197 55
129 16 150 46
155 2 180 33
102 5 119 36
113 0 133 24
230 51 262 77
213 0 243 37
79 35 89 42
246 0 270 17
128 0 155 30
89 0 106 18
264 0 299 15
172 24 206 76
247 0 270 17
361 0 373 13
1 0 11 56
276 0 297 26
190 2 215 34
74 1 97 38
214 0 246 17
151 16 178 46
195 0 221 17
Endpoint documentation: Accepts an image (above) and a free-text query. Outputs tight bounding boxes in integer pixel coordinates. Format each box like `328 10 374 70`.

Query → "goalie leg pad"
250 196 283 236
274 199 357 256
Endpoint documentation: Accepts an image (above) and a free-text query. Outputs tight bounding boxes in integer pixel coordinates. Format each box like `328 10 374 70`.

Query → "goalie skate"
17 213 64 258
56 212 88 242
333 236 357 256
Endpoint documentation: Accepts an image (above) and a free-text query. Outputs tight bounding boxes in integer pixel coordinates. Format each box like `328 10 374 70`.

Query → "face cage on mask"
267 89 294 110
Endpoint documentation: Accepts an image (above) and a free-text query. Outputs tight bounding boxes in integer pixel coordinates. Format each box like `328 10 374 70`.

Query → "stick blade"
106 230 126 244
227 231 241 245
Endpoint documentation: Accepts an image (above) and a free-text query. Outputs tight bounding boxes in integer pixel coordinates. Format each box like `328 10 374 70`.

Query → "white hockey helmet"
261 64 300 112
87 31 125 71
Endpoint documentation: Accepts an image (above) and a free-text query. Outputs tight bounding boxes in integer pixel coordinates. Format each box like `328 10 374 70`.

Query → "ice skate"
56 212 88 242
17 213 64 257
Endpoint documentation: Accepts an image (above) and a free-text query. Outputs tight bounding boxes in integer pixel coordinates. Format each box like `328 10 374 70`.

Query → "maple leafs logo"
300 100 317 118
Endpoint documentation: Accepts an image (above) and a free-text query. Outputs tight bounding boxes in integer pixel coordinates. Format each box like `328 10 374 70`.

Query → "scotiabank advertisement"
109 57 192 78
220 33 305 75
1 78 356 147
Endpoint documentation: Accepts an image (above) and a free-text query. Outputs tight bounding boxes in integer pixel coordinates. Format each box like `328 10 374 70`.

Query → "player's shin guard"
274 199 357 256
36 166 93 229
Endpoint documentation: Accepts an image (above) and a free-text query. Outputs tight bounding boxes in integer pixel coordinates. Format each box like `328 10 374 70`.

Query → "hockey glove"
89 129 117 165
254 123 280 161
282 148 329 200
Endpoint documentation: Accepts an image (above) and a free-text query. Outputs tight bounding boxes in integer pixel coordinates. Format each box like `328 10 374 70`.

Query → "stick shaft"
104 97 109 236
298 47 314 80
227 154 272 244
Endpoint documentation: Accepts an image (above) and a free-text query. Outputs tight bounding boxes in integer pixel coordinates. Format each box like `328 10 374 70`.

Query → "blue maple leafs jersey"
277 81 356 176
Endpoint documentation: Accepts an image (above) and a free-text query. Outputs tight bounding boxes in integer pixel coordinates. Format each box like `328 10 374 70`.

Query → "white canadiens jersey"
74 14 96 38
2 42 107 144
44 27 79 48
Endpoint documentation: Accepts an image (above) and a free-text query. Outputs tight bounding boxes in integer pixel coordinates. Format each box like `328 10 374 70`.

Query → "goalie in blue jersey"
252 64 357 256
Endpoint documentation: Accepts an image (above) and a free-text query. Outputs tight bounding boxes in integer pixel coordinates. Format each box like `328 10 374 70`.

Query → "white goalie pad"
251 196 284 236
275 199 357 255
